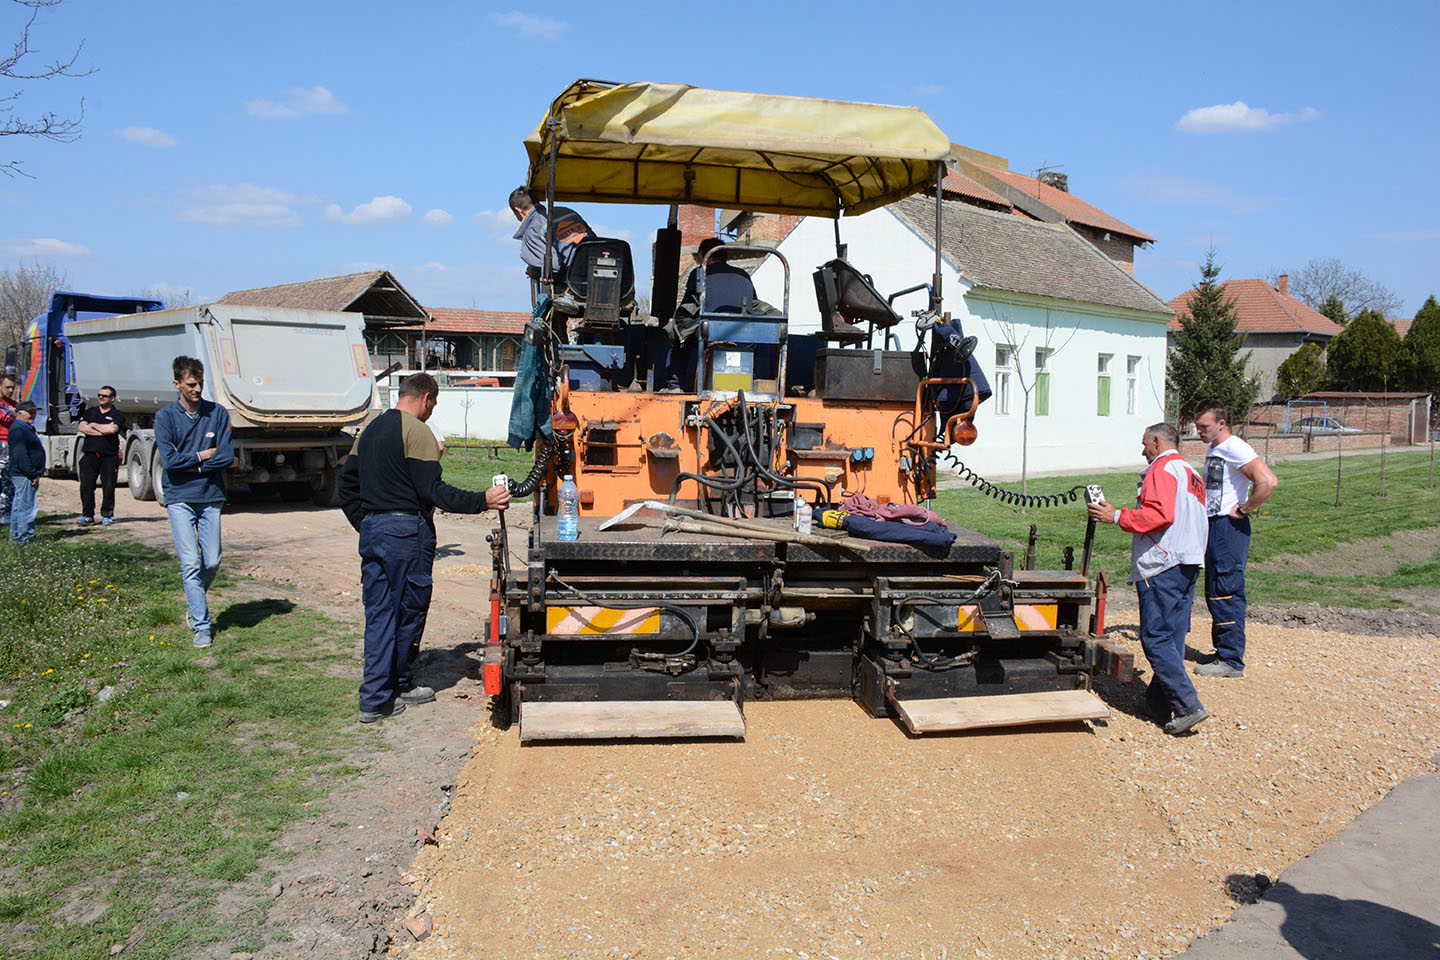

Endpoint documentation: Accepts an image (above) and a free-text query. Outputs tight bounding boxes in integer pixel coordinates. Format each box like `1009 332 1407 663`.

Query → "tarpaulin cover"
525 80 950 217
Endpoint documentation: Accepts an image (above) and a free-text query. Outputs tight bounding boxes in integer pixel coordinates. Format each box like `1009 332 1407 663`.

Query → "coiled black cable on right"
932 450 1087 509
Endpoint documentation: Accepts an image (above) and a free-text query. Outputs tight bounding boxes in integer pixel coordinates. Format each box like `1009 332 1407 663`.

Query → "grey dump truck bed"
61 303 376 507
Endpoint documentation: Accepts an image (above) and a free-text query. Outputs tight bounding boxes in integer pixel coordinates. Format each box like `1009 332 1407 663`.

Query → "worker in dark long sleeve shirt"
339 373 509 722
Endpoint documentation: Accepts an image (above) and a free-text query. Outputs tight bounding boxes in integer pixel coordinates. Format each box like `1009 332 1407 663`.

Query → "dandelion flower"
23 724 30 729
82 653 90 659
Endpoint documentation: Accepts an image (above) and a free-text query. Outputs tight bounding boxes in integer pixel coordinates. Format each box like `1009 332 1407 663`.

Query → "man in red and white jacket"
1088 421 1210 735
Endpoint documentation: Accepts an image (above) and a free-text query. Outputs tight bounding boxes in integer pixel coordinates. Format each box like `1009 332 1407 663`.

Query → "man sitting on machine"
662 238 756 392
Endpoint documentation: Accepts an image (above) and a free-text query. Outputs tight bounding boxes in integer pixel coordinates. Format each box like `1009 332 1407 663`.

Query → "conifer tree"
1326 309 1402 391
1276 342 1327 398
1318 295 1347 327
1400 295 1440 394
1167 249 1260 424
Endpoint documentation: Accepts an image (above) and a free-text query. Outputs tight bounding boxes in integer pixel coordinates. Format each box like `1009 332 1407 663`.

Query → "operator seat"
563 237 635 331
812 258 904 343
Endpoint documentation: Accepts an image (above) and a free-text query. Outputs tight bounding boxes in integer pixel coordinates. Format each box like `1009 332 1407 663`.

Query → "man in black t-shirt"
77 385 127 525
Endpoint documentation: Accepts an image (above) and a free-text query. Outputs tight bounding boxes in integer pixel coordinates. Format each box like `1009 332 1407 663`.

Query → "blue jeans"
1136 563 1204 719
167 502 223 639
9 475 36 543
1205 515 1251 669
358 513 435 712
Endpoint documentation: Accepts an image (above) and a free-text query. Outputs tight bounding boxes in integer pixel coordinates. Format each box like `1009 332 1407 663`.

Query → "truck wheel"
309 467 340 508
127 443 155 501
152 452 168 508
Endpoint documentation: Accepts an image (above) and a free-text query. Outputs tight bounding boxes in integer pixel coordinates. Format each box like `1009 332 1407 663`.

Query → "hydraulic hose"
736 392 832 505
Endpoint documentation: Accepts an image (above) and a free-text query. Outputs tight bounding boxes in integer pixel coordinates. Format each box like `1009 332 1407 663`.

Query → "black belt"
374 509 428 517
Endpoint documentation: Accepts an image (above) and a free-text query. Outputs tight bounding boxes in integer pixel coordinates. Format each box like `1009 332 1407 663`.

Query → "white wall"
384 386 514 441
753 209 1169 478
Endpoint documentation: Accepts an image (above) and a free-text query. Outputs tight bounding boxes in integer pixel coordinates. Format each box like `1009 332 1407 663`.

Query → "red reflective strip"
483 663 501 696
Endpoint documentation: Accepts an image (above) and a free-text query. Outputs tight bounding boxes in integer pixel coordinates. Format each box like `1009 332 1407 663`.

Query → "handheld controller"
1085 484 1105 506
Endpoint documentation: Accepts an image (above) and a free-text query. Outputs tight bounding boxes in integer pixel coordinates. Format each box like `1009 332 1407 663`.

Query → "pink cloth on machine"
841 493 948 527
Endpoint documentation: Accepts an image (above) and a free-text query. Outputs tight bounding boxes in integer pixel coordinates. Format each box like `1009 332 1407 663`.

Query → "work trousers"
167 502 223 640
1135 563 1204 720
79 451 120 520
9 475 36 544
0 443 10 520
358 512 436 712
1205 515 1251 670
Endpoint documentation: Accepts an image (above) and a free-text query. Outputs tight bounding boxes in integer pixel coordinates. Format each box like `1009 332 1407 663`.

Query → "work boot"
1164 708 1209 736
398 685 436 705
358 700 406 724
1195 661 1244 678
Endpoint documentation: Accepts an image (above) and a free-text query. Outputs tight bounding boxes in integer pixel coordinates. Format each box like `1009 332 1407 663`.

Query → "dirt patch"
1254 526 1440 577
1247 600 1440 638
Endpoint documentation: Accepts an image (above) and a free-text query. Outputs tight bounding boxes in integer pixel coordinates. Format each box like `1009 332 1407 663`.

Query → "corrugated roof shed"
1167 279 1344 337
221 270 427 325
891 196 1171 316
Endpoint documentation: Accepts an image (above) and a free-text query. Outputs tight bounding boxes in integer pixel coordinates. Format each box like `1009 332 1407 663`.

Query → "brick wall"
1070 223 1135 274
1251 396 1430 443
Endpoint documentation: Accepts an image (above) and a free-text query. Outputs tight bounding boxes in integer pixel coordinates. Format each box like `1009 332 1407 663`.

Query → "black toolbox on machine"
814 348 924 402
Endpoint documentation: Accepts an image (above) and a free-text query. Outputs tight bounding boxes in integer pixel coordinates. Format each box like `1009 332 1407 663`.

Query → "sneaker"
1164 708 1209 736
192 633 212 648
77 516 93 526
398 685 436 705
358 700 407 723
100 517 114 526
1195 661 1244 678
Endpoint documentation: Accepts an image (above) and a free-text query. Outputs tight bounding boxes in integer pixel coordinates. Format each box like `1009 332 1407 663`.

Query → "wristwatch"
1237 505 1250 517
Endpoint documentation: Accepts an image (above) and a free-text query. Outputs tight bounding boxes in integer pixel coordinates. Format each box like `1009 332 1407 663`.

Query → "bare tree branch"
1267 258 1404 320
0 258 68 347
2 0 93 177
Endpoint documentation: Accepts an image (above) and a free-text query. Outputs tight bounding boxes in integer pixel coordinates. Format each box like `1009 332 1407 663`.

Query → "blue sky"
2 0 1437 317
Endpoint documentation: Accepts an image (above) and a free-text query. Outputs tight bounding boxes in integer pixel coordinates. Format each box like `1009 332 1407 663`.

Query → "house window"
1097 354 1113 417
1126 355 1140 415
1034 347 1051 417
995 345 1012 415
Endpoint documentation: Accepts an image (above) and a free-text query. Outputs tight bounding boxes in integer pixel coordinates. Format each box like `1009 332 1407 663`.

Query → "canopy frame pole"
932 161 944 315
833 211 843 260
542 118 560 292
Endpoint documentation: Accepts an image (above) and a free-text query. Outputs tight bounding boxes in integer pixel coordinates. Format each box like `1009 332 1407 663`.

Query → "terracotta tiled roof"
977 165 1155 243
891 196 1171 316
221 270 427 325
1167 279 1344 337
941 172 1012 211
396 307 528 336
1390 317 1414 338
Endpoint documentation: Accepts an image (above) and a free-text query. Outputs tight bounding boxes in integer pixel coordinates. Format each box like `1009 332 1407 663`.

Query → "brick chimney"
1278 273 1289 296
1038 171 1069 193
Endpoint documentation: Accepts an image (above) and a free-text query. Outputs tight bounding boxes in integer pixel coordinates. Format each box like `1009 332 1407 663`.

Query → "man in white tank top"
1088 422 1210 735
1192 400 1279 678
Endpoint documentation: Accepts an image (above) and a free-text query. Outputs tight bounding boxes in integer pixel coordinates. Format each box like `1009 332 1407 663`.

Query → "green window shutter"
1035 371 1050 416
1097 376 1111 416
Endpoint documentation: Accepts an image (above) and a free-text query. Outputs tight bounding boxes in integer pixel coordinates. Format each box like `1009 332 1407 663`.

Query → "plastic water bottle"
793 498 812 536
558 475 580 541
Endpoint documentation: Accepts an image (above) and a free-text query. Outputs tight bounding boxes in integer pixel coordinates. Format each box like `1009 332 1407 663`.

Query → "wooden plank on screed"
520 700 746 742
893 689 1109 734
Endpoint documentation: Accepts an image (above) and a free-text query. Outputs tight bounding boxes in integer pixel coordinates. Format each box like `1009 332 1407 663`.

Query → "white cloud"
1121 175 1271 215
324 195 412 225
1174 101 1320 133
4 237 91 257
488 10 567 40
176 183 318 228
473 208 517 233
911 83 945 98
245 85 348 119
115 126 176 147
422 208 454 228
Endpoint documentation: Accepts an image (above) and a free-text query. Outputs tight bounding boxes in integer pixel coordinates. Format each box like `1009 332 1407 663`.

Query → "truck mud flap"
519 700 746 743
888 689 1109 734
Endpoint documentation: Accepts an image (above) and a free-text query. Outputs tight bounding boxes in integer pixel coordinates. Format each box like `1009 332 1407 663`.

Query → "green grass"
439 439 544 491
933 449 1440 610
0 514 365 959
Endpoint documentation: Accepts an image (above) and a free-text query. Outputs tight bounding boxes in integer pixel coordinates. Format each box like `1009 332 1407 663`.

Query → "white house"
751 193 1173 478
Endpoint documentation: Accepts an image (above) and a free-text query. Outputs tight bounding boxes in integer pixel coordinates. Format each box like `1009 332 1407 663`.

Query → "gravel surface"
403 611 1439 960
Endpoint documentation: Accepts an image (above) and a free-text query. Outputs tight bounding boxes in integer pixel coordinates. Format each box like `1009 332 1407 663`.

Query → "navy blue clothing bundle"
155 400 234 503
842 514 956 549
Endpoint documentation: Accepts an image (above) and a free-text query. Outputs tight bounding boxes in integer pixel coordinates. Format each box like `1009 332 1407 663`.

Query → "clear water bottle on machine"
793 497 813 536
558 475 580 541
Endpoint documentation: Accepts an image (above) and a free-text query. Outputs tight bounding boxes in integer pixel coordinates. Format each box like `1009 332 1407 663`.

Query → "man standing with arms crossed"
1088 422 1211 735
77 385 126 526
1191 400 1279 678
339 373 509 723
156 356 234 648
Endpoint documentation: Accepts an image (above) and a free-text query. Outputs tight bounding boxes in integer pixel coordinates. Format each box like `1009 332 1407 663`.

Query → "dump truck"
5 292 377 506
483 80 1130 742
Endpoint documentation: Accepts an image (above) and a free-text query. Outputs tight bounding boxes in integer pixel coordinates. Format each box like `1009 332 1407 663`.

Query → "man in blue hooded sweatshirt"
155 355 234 647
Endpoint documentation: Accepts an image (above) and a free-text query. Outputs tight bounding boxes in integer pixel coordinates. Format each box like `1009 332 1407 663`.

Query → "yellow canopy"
524 80 950 217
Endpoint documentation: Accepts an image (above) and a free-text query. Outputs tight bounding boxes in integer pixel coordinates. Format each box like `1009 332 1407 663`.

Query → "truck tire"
127 442 155 501
152 451 168 508
309 466 340 508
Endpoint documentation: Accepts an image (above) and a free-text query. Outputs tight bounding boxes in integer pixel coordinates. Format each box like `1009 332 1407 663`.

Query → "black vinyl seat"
565 238 635 331
813 258 904 342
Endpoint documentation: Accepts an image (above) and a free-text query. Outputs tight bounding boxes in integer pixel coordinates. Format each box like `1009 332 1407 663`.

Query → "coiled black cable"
934 450 1088 509
510 441 557 498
